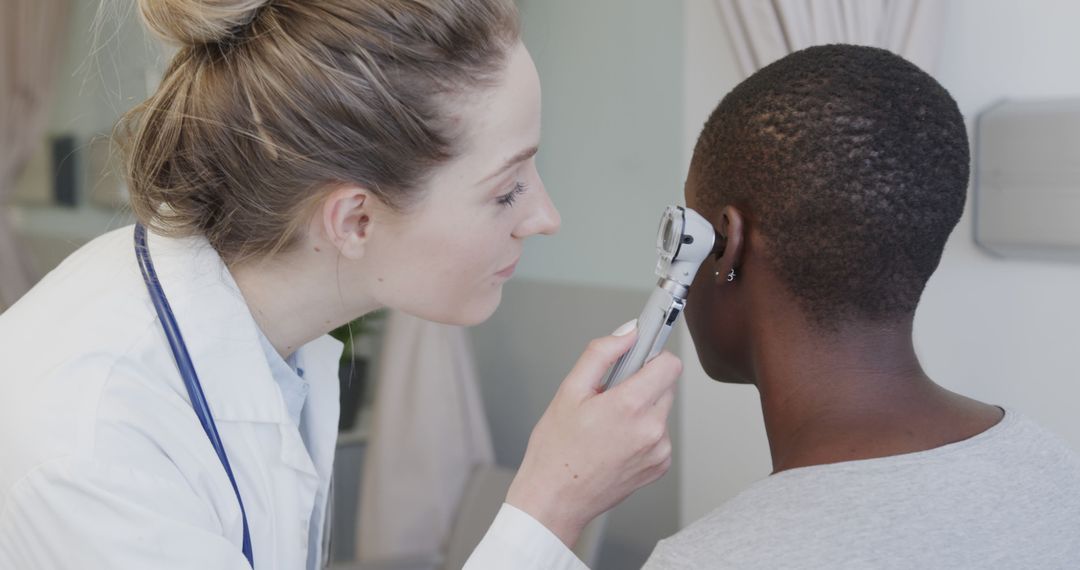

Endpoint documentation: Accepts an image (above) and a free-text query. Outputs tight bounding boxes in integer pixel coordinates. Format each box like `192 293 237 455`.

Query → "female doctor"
0 0 680 568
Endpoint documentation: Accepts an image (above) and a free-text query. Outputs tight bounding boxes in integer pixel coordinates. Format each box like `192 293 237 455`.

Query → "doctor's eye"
497 182 529 208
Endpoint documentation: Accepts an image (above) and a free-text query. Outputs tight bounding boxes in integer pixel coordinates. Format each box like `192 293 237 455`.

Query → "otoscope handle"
601 282 685 390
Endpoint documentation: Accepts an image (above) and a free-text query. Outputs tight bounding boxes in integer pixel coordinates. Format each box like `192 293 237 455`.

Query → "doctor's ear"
318 186 376 260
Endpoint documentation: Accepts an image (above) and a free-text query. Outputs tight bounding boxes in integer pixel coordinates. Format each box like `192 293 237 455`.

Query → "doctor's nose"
514 181 561 238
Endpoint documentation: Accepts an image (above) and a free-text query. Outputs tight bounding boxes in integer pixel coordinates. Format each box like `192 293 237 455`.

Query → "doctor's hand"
505 320 681 548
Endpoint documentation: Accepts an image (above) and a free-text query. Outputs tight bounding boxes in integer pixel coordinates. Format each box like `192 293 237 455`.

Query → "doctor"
0 0 681 568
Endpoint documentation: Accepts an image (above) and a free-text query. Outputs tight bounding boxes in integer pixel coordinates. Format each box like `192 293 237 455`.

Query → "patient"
645 44 1080 568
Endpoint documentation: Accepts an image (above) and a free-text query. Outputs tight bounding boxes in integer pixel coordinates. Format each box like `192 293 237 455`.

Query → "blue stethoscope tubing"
134 223 254 567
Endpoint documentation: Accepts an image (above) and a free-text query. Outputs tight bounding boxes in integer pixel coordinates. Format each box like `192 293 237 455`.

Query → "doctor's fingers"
608 351 682 413
562 329 640 397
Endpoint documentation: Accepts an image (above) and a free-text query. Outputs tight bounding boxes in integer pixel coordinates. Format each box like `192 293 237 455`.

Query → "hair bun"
138 0 270 46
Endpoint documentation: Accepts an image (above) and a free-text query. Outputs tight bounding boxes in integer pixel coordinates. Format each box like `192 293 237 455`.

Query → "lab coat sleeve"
0 457 251 569
463 503 589 570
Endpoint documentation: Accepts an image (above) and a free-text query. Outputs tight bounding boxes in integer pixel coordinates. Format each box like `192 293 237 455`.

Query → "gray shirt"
645 409 1080 569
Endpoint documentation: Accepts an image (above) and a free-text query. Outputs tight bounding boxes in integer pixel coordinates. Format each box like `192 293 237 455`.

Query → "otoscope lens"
660 218 674 252
658 209 683 256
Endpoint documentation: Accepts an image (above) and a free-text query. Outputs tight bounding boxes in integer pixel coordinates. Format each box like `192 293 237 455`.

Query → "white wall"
516 0 685 290
918 0 1080 453
678 0 1080 526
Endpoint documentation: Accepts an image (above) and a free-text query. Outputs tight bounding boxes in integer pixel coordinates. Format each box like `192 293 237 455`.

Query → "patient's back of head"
655 46 1080 569
693 44 969 327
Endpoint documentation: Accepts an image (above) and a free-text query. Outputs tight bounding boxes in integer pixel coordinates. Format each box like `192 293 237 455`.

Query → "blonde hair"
120 0 520 264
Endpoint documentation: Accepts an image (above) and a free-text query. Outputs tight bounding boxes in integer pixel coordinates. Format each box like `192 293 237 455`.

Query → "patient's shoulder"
643 475 806 568
644 412 1080 568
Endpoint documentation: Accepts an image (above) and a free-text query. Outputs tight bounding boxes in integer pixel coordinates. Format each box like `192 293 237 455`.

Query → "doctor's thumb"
612 318 638 337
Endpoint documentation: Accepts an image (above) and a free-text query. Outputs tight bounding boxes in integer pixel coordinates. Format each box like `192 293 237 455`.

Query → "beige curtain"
357 311 495 564
1 0 69 309
715 0 946 77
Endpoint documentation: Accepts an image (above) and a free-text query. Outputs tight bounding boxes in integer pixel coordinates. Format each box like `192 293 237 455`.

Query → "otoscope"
601 206 715 390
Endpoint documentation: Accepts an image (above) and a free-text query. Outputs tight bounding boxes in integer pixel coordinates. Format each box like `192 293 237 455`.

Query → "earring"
715 268 737 282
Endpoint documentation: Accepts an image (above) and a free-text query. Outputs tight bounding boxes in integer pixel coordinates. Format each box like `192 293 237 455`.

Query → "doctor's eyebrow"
478 145 539 184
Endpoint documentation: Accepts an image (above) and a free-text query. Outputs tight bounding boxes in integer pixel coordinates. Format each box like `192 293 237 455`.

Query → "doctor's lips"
496 258 520 278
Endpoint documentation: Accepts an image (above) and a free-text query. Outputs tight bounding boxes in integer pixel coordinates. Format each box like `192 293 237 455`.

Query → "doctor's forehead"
454 43 542 177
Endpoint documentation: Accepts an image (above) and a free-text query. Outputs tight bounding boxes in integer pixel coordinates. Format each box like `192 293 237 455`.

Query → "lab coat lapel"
141 229 341 481
74 225 349 568
296 335 344 561
298 335 344 480
142 228 283 424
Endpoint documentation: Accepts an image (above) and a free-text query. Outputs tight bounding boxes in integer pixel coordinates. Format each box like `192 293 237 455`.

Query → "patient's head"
684 44 969 383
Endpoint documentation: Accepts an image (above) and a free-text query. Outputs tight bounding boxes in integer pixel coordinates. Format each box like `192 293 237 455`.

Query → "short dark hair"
693 44 969 326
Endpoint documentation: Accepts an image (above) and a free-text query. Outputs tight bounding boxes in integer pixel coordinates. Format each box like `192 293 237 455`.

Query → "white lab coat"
0 226 341 569
0 226 585 570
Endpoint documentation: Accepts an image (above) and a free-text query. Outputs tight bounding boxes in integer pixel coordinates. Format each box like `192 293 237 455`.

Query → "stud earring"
715 268 737 282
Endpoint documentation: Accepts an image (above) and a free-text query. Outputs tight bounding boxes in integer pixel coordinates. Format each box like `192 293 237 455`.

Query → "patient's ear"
714 206 745 282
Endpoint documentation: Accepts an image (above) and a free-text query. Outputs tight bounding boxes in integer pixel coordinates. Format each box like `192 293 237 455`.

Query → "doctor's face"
362 43 560 326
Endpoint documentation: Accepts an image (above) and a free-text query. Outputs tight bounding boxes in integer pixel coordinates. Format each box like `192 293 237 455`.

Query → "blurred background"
2 1 1079 568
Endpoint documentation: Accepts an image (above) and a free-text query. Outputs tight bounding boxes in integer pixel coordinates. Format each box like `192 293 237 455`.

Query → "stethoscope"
134 223 255 567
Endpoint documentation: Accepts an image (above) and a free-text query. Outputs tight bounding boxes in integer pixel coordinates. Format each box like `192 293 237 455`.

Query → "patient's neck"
752 315 1001 474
